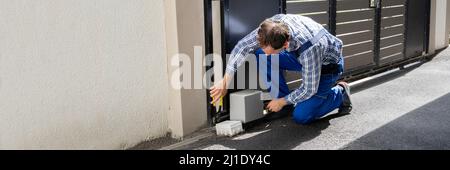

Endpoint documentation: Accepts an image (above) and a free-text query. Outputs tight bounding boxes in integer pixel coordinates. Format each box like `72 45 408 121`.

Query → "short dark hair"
257 19 290 49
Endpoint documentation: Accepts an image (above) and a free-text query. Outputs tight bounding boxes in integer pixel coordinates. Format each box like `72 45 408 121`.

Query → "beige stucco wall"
0 0 170 149
166 0 208 138
164 0 184 139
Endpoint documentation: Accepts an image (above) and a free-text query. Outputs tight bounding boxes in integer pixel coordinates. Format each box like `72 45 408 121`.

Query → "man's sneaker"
337 82 352 114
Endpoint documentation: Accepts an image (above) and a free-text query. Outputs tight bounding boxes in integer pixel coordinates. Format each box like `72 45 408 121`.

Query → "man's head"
257 19 290 55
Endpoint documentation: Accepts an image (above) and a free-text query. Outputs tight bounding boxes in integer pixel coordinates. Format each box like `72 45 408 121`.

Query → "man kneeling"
210 14 352 124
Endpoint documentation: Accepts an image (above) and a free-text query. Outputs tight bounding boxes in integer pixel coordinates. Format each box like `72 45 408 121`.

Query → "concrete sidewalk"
162 46 450 150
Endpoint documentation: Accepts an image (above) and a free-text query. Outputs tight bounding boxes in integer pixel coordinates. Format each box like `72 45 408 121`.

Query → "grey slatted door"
379 0 406 65
286 0 411 72
287 0 378 72
336 0 376 71
286 0 329 28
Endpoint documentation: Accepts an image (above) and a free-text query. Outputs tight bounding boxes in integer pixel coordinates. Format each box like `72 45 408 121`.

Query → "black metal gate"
404 0 430 58
204 0 431 125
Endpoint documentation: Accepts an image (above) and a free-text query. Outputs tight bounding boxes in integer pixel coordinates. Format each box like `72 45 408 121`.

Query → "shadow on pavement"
343 92 450 150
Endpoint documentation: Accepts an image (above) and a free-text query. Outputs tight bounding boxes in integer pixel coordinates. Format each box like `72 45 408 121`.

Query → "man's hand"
267 98 288 112
210 74 231 105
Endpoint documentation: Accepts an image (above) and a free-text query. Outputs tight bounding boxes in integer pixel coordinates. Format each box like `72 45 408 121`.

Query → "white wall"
429 0 450 53
448 0 450 44
435 0 448 49
0 0 169 149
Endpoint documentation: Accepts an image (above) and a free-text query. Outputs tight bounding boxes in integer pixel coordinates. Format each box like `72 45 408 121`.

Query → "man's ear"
262 46 272 54
283 41 289 49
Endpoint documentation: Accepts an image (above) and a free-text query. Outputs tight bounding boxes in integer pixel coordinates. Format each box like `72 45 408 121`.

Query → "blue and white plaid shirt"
225 14 343 104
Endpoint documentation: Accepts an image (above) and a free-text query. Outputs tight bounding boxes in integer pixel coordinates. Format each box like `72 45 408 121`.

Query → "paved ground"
152 46 450 150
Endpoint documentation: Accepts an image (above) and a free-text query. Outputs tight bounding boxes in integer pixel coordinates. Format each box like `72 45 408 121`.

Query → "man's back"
270 14 326 52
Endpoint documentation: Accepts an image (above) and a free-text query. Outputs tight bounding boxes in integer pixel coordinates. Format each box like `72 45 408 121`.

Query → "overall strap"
298 29 328 54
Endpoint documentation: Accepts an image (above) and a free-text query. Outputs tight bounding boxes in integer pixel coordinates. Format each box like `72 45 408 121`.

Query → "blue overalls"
255 29 345 124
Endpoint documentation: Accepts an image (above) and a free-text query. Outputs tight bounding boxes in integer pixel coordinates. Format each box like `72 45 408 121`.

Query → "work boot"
263 101 294 121
337 82 352 114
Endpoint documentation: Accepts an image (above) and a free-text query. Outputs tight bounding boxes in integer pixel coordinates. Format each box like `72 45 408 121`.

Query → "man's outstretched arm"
225 29 259 76
211 29 259 104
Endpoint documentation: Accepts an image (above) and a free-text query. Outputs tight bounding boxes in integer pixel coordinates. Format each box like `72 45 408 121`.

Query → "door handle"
370 0 379 8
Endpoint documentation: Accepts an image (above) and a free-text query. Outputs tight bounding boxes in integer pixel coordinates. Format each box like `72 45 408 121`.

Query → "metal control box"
230 90 264 123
